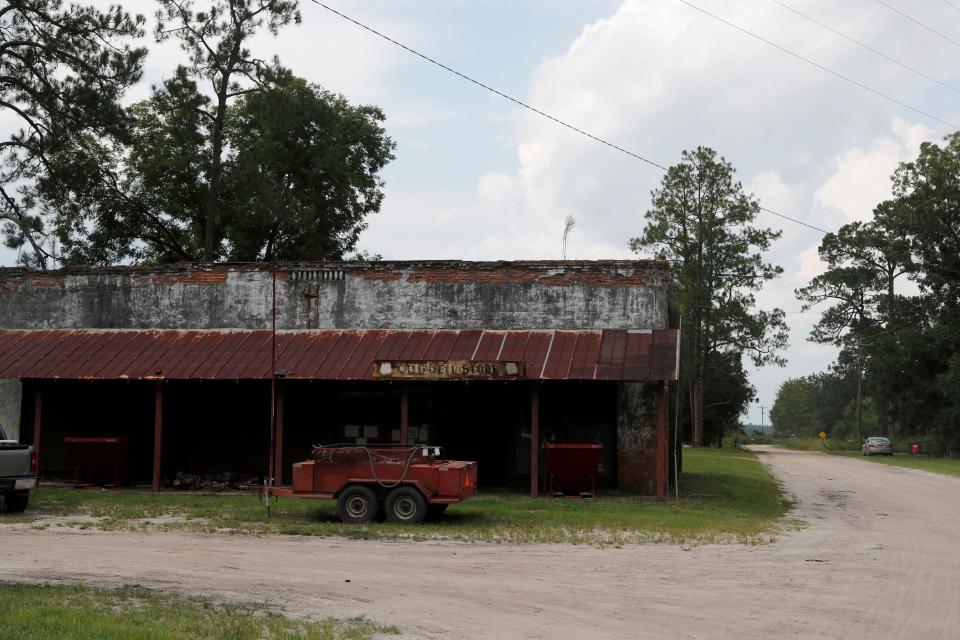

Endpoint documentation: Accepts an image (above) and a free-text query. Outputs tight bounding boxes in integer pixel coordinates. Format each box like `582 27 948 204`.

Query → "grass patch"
0 582 397 640
15 448 790 545
829 451 960 478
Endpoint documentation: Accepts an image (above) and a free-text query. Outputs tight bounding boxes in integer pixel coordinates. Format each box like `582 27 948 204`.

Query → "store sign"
374 360 524 380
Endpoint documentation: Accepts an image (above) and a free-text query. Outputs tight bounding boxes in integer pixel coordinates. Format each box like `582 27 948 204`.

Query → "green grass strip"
20 448 789 545
0 582 397 640
829 451 960 478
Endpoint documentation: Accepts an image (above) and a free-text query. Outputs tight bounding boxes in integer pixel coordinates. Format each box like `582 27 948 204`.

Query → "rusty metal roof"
0 329 678 382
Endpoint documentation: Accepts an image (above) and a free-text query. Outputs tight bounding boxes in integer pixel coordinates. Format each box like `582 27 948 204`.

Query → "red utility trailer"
269 445 478 524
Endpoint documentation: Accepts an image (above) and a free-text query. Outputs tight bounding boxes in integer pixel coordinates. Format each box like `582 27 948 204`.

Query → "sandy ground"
2 446 959 639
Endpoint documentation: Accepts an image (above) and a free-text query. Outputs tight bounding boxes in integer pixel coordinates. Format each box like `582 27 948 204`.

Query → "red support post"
32 385 42 483
152 381 163 493
274 382 285 485
400 388 409 445
530 384 540 497
656 382 668 501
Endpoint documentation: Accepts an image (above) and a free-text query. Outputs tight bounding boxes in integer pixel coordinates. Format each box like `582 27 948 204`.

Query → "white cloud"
815 119 933 223
797 245 826 282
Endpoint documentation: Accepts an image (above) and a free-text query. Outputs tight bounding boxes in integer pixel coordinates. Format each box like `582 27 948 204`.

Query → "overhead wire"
942 0 960 15
674 0 958 130
309 1 829 234
870 0 960 48
770 0 960 95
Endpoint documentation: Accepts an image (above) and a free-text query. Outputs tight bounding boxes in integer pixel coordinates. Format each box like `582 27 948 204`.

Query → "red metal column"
32 385 42 483
152 381 163 493
400 388 409 445
274 383 285 485
530 384 540 497
656 382 668 501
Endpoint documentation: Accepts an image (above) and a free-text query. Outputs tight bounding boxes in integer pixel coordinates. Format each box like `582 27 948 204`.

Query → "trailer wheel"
3 491 29 514
337 485 378 524
385 486 427 524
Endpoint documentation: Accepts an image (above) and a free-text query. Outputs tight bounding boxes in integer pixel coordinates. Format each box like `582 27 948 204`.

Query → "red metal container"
910 442 923 455
64 436 135 488
543 441 603 497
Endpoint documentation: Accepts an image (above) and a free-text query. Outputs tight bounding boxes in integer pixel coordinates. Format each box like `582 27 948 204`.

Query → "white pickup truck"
0 422 36 513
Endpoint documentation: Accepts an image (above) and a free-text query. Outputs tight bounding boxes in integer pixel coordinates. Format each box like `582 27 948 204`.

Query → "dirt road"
2 447 958 639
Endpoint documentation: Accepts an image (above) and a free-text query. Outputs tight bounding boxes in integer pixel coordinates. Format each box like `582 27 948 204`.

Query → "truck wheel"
337 485 378 524
3 491 29 514
385 486 427 524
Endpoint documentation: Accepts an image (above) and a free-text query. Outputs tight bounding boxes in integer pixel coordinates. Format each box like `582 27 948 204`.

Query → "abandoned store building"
0 260 679 497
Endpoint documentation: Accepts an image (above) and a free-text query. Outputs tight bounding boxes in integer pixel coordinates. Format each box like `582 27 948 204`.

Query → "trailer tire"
3 491 29 514
337 485 378 524
385 486 427 524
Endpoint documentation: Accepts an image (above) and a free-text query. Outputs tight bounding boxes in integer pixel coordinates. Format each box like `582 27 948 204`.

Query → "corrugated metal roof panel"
447 330 482 360
0 328 679 381
473 330 506 361
294 330 339 378
596 330 627 380
569 331 602 379
374 331 411 363
523 332 553 379
542 331 577 379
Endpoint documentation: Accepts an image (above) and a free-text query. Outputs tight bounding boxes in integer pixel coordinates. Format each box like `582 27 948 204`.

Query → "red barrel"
910 442 922 456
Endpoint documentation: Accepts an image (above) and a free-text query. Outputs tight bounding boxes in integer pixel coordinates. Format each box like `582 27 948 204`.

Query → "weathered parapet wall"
0 260 669 331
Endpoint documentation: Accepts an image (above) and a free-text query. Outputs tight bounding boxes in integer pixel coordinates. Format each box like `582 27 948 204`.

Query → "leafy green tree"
892 134 960 308
51 68 394 264
937 354 960 454
702 351 756 446
796 204 913 440
807 368 857 436
221 70 395 260
630 147 787 446
834 396 879 441
0 0 145 267
890 133 960 451
155 0 301 261
49 69 207 264
770 378 818 438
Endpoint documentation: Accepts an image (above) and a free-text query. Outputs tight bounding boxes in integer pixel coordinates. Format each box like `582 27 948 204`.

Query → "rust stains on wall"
152 271 228 285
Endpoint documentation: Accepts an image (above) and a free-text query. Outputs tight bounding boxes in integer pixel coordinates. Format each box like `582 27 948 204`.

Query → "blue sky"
5 0 960 421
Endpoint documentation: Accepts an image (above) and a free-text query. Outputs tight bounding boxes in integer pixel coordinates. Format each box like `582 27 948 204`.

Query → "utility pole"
267 255 277 518
760 404 765 432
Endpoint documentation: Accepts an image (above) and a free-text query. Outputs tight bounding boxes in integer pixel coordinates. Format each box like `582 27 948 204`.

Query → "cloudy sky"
4 0 959 421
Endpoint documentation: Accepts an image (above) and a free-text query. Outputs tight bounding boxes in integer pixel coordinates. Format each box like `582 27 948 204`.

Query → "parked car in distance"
861 436 894 457
0 422 37 513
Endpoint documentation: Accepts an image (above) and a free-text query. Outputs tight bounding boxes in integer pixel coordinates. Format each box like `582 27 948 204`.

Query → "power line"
771 0 960 95
942 0 960 15
309 1 666 172
310 1 830 235
871 0 960 48
675 0 959 130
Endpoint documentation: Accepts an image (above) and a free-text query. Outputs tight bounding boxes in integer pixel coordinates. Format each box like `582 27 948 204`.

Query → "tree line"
1 0 395 267
772 133 960 455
